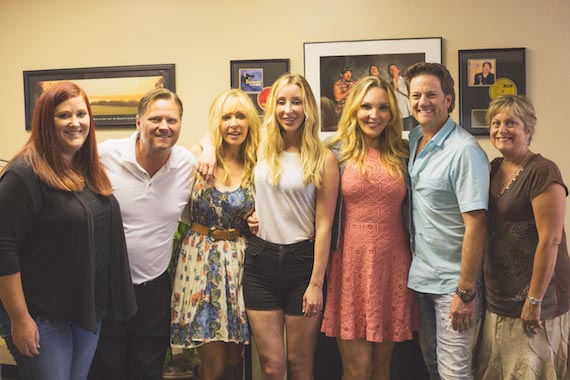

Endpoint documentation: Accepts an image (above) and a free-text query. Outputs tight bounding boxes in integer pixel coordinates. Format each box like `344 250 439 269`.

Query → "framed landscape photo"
458 48 526 135
230 59 290 115
304 37 442 135
23 64 176 130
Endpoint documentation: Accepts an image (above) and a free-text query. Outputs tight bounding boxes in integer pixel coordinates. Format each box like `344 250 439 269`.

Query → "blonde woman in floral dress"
170 89 259 380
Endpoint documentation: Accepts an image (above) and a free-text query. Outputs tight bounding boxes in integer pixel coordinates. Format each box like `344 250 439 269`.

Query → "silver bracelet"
527 296 542 305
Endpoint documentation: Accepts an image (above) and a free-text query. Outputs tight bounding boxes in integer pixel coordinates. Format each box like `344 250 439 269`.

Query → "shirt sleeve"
527 158 568 201
451 144 491 213
0 170 39 275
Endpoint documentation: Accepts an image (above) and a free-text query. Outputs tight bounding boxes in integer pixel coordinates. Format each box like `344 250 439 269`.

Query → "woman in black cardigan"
0 82 136 380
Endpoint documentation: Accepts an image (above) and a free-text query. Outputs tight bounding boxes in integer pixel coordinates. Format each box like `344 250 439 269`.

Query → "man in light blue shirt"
404 63 490 380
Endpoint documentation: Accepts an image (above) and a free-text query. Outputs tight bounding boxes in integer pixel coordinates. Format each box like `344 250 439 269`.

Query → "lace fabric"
322 149 418 342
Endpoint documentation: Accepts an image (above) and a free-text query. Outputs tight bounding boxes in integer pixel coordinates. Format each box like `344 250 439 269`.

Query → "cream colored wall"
1 0 569 217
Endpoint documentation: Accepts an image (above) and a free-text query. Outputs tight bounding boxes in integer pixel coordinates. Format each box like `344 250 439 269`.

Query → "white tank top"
254 151 316 244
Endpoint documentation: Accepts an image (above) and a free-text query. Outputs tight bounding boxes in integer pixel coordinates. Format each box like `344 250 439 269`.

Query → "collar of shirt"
409 116 456 170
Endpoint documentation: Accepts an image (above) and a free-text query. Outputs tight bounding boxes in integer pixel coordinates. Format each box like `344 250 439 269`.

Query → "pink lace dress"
322 148 419 342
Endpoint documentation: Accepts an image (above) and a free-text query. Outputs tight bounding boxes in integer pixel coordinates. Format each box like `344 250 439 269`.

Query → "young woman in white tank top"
244 74 338 379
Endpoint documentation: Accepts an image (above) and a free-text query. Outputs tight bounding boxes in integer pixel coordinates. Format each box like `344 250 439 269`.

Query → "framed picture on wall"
23 64 176 130
458 48 526 135
304 37 442 136
230 59 290 115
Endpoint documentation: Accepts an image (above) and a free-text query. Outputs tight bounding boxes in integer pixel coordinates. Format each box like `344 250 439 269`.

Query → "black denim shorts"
243 234 314 315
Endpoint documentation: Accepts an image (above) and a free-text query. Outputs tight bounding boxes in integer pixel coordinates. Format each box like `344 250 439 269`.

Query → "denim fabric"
243 234 315 315
2 317 101 380
417 290 483 380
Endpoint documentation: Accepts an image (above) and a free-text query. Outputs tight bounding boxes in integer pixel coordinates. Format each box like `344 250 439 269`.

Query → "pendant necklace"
497 150 532 198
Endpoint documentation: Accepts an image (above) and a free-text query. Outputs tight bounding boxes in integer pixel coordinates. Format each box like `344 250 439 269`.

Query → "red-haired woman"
0 82 136 380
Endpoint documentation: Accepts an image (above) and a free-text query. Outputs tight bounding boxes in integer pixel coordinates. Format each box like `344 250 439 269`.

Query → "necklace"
496 150 532 197
226 160 241 174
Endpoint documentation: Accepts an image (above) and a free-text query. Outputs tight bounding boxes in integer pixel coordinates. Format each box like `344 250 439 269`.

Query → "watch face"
462 292 475 302
456 288 475 303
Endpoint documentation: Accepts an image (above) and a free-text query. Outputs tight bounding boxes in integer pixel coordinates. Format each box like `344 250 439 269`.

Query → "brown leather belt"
190 222 240 241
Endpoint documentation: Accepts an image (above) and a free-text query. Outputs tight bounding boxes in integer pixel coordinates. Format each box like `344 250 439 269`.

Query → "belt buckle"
227 228 237 240
209 226 218 241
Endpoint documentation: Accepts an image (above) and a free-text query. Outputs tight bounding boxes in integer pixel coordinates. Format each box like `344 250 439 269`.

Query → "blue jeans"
417 290 483 380
2 317 101 380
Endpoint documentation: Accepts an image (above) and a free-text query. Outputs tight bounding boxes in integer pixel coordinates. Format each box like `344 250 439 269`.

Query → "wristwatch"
455 287 476 303
527 296 542 305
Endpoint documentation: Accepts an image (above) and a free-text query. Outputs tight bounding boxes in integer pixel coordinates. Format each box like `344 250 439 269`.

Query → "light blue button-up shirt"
407 117 490 294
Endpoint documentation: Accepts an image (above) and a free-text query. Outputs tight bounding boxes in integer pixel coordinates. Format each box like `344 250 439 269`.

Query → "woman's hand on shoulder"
196 135 217 179
11 313 40 357
196 149 217 180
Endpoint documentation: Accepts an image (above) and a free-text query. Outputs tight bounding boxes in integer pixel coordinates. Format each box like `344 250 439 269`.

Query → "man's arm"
449 209 487 332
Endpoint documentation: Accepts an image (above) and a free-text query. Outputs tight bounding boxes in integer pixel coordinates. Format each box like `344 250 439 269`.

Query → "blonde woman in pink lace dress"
322 76 419 380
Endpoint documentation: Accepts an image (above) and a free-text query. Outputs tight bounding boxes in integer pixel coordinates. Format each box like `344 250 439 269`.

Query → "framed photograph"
459 48 526 135
304 37 442 135
23 64 176 130
230 59 290 115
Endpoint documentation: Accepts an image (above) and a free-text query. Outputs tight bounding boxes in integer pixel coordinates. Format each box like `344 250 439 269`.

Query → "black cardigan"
0 158 136 332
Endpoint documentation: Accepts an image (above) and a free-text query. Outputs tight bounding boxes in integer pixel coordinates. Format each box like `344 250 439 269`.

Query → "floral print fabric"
170 175 254 348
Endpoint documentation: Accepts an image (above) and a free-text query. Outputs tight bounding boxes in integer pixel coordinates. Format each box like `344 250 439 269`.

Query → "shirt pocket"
415 176 453 205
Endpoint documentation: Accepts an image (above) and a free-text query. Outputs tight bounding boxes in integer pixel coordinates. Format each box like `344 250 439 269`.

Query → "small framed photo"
468 59 496 87
304 37 442 136
230 59 290 115
458 48 526 135
23 64 176 130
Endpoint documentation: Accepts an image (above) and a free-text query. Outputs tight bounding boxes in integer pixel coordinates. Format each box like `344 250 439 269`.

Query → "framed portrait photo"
304 37 442 137
230 59 290 115
458 48 526 135
23 64 176 130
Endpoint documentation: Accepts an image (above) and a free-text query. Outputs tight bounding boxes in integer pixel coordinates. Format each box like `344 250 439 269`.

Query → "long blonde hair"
208 89 260 186
329 76 408 178
260 74 325 188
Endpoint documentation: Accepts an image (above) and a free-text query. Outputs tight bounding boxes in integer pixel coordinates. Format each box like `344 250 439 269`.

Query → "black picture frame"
304 37 442 135
458 48 525 135
23 64 176 130
230 59 290 115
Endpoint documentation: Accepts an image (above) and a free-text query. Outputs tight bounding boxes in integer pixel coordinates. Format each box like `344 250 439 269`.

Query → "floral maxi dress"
171 175 254 348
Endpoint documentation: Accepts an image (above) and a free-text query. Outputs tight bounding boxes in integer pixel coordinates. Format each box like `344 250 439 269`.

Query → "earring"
526 138 530 145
